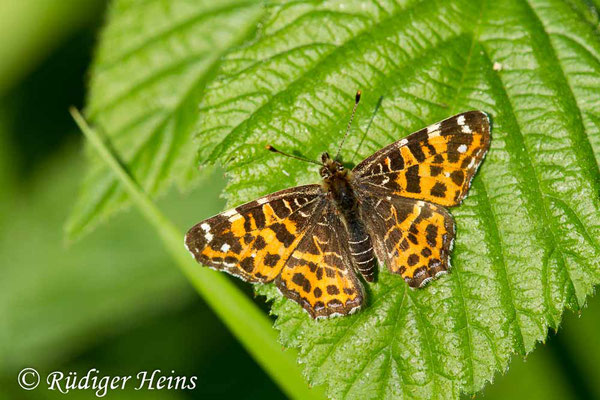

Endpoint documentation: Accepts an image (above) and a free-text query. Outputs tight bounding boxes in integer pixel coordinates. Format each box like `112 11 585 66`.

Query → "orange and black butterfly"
185 92 491 319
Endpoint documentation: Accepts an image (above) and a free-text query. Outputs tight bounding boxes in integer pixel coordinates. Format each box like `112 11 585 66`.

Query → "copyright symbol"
18 368 40 390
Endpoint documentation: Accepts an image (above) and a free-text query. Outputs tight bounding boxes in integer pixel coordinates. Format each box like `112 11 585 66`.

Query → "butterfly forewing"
185 185 325 283
276 202 364 319
353 111 490 207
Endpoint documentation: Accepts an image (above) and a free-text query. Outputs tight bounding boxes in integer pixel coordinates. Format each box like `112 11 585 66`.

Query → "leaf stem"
70 107 322 400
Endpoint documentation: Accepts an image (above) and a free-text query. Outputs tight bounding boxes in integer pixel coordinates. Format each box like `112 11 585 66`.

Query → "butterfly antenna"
335 90 361 161
351 94 383 163
265 145 322 165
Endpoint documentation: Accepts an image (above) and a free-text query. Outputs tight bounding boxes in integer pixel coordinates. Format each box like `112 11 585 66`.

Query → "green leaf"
196 0 600 398
66 0 266 240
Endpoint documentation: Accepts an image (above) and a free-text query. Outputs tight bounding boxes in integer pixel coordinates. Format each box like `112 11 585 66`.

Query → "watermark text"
18 368 196 397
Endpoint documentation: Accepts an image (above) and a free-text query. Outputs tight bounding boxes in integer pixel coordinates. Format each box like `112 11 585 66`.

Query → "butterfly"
185 91 491 320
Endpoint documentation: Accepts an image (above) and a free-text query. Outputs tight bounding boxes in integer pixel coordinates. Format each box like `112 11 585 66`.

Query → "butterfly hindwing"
361 195 455 288
353 111 490 207
185 185 325 283
276 202 365 319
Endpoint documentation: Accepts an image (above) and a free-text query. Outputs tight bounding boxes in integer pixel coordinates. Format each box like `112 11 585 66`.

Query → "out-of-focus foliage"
0 148 224 372
0 0 104 93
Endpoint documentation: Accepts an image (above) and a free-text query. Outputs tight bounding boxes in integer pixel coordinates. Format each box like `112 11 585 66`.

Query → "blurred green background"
0 1 599 399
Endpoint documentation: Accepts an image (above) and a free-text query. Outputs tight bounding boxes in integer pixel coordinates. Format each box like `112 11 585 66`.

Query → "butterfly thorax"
319 155 354 210
320 152 376 282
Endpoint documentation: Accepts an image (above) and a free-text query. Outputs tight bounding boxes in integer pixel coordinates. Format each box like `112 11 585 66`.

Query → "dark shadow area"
1 26 96 180
547 329 596 400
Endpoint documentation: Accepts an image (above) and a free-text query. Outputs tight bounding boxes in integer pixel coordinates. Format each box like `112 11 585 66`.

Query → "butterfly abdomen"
346 214 376 282
325 168 377 282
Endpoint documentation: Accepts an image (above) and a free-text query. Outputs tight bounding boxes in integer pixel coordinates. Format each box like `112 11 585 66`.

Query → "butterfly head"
320 152 348 180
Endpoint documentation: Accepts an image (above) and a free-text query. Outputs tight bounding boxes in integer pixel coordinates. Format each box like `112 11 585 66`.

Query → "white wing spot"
205 232 213 242
348 305 361 315
462 124 472 133
444 172 450 177
427 123 441 133
257 198 268 205
223 209 237 217
457 115 466 125
398 138 408 147
435 270 448 278
228 214 243 222
457 144 468 153
419 277 433 287
201 223 210 232
220 243 231 252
